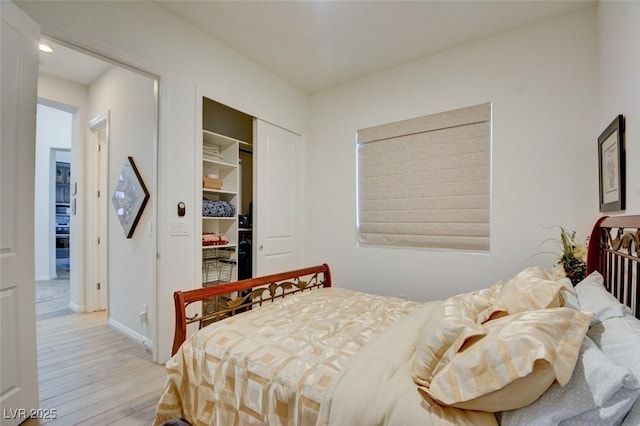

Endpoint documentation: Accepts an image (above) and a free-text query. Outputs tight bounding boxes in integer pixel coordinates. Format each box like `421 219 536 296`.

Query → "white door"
88 113 109 311
254 120 301 276
1 2 41 424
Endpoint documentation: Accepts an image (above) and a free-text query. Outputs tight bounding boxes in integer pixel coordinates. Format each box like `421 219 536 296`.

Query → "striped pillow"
412 282 502 387
420 308 592 412
493 266 565 314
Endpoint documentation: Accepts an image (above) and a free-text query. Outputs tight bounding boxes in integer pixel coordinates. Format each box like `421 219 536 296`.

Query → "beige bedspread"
154 287 422 425
316 302 497 426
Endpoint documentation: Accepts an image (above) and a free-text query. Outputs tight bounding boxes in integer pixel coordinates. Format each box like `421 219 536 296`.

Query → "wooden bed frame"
171 215 640 355
587 215 640 319
172 263 332 355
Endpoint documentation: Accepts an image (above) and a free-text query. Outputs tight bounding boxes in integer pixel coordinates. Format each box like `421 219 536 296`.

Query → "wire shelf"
202 246 237 326
202 246 236 285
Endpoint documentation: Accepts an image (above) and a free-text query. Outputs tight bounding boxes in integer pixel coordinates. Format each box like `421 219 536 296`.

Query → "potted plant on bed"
551 227 587 286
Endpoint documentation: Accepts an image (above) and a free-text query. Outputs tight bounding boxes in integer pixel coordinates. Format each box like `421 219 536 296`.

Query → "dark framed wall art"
598 114 625 212
112 156 150 238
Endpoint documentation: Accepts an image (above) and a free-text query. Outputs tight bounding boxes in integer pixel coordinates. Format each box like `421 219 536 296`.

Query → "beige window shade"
357 103 491 251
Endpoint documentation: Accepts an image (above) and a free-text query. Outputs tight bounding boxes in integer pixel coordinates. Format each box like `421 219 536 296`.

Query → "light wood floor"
24 311 167 426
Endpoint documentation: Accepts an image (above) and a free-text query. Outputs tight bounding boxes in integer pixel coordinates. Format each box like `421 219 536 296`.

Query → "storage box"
203 177 223 190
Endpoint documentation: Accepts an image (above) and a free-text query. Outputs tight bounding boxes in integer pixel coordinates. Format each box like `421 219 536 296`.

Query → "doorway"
35 36 159 345
2 5 160 420
34 102 74 320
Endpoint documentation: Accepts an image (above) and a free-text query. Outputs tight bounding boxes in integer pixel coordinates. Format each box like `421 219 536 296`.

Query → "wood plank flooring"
24 312 167 426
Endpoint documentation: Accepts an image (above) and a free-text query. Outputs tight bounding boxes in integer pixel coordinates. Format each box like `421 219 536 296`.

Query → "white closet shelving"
199 97 253 286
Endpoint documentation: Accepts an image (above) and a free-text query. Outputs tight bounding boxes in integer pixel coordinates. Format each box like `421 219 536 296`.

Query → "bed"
155 215 640 425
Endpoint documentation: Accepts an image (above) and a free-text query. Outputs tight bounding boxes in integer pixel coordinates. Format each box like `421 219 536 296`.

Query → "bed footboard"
172 263 332 355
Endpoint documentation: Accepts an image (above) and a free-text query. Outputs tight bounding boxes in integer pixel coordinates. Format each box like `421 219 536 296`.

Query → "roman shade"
357 103 491 251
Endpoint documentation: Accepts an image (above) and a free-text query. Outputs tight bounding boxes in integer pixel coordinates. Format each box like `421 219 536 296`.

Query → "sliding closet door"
254 120 301 276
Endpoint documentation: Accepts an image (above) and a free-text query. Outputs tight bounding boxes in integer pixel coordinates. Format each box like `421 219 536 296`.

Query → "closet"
196 94 302 300
199 97 253 289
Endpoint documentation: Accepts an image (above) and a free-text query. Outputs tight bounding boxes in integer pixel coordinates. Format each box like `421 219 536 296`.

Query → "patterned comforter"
154 287 422 425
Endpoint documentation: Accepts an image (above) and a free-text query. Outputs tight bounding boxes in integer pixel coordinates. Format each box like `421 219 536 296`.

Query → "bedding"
155 288 429 425
412 281 502 389
587 312 640 425
574 269 640 422
316 301 497 426
412 268 593 413
413 267 589 413
575 271 628 323
500 335 640 425
558 277 580 310
422 307 592 412
155 269 600 425
157 215 640 425
489 266 565 314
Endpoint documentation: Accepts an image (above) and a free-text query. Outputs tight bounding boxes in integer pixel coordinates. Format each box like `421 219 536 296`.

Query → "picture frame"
111 156 150 238
598 115 625 212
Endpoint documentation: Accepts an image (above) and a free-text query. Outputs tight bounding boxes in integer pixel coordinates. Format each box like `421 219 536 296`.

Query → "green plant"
553 227 587 285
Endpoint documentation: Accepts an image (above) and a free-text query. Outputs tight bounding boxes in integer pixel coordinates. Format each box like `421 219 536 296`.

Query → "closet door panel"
255 120 300 276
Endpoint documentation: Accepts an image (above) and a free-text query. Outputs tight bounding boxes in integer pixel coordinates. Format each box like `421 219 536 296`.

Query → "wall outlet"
138 304 148 323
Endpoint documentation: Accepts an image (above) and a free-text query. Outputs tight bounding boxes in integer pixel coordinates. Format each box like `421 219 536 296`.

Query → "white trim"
35 274 56 281
35 15 160 82
68 301 84 313
87 112 110 314
107 317 153 351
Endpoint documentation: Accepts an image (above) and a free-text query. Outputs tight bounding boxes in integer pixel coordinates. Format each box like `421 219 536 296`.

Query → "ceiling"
154 0 595 93
39 1 595 92
38 39 111 86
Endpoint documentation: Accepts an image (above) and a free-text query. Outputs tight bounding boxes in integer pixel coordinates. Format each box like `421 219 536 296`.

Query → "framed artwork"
112 156 150 238
598 115 625 212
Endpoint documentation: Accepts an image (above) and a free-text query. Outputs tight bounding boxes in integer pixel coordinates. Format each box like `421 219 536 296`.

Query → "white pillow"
574 272 626 323
558 277 580 310
588 313 640 425
500 336 640 425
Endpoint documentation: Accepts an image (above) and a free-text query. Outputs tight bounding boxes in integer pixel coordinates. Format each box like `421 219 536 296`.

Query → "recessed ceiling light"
38 43 53 53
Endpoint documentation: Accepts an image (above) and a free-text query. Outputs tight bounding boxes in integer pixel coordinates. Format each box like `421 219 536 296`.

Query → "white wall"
37 73 89 311
597 1 640 214
306 8 600 301
16 0 309 363
89 66 156 346
21 1 636 364
34 103 71 281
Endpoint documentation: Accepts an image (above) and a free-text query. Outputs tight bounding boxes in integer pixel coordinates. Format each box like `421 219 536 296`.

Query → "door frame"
35 24 162 361
50 147 71 280
88 112 110 312
35 97 78 284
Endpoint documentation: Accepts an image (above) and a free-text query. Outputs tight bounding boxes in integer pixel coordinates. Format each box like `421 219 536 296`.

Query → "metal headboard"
587 215 640 318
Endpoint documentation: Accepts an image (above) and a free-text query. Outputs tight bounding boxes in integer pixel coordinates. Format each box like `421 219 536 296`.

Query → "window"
356 103 491 251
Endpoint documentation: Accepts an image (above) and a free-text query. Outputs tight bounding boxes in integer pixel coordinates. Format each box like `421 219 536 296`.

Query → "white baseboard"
68 301 84 313
35 274 56 281
107 317 153 352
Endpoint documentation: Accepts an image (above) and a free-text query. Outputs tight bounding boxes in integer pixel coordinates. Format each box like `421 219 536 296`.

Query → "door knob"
259 245 263 251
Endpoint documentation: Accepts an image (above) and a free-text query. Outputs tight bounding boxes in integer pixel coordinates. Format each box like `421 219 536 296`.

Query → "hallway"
35 260 71 320
24 311 166 425
29 261 167 425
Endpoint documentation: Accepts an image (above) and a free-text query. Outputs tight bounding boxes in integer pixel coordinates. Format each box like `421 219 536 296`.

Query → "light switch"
170 222 190 236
